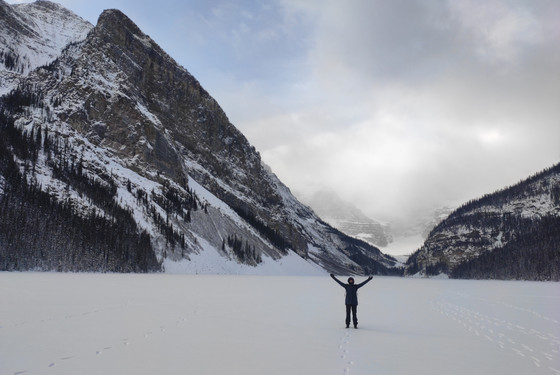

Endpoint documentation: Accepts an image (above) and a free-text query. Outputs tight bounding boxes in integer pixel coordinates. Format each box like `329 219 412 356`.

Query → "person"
330 274 373 328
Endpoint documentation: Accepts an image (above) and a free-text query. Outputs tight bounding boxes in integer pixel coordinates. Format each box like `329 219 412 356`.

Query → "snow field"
163 248 325 275
0 273 559 375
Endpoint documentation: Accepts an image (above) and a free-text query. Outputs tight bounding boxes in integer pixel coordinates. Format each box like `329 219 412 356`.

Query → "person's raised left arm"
356 276 373 288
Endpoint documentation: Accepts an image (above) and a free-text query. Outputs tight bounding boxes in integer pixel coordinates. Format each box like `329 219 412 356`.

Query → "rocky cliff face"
0 2 399 275
406 163 560 280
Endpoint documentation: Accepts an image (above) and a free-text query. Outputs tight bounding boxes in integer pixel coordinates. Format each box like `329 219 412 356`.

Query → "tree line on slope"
405 211 560 280
0 107 160 272
450 215 560 281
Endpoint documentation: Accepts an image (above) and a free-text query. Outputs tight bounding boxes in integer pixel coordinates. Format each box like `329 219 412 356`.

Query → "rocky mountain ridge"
0 1 399 275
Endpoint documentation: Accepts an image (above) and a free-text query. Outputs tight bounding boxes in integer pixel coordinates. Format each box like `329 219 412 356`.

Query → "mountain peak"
0 0 91 93
96 9 143 38
29 0 67 11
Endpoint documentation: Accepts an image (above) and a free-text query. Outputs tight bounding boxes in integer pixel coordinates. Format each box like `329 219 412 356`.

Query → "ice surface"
1 273 559 375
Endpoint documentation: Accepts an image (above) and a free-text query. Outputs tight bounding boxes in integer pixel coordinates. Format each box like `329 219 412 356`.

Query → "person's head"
347 277 354 285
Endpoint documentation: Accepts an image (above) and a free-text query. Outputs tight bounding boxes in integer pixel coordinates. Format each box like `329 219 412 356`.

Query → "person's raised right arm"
330 274 346 287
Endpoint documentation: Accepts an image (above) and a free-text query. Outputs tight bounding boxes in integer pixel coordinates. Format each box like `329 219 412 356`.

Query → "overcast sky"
11 0 560 223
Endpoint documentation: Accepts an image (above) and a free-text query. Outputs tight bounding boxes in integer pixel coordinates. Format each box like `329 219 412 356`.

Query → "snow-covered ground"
163 249 325 276
1 273 559 375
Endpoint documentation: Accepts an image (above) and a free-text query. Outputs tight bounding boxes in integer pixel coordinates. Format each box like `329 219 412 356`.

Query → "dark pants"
345 304 357 327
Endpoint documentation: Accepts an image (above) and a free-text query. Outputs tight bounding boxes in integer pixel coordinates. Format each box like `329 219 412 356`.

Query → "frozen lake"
1 273 559 375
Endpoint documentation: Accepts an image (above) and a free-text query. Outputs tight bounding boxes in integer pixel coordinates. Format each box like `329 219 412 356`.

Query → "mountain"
300 189 392 247
0 1 400 275
379 206 454 260
405 163 560 280
300 189 455 260
0 0 92 95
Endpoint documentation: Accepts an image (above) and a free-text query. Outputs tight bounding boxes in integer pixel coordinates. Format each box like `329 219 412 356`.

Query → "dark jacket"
331 274 373 305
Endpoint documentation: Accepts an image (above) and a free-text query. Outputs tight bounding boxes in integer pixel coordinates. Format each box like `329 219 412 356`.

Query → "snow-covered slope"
0 2 399 275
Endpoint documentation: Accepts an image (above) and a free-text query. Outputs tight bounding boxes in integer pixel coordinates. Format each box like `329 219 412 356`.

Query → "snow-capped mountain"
0 1 400 275
300 189 456 259
0 0 92 95
300 189 392 247
379 206 454 260
406 163 560 280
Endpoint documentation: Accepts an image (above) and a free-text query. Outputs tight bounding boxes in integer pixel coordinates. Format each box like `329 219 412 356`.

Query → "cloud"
446 0 544 64
231 0 559 223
